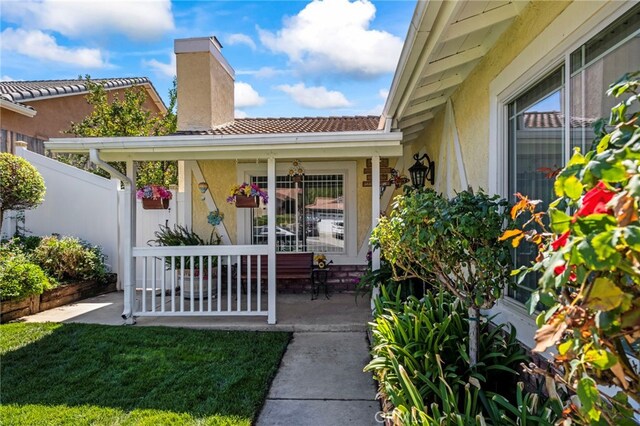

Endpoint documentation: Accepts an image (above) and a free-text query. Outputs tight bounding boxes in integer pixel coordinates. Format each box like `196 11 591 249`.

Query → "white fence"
3 147 177 290
132 245 269 317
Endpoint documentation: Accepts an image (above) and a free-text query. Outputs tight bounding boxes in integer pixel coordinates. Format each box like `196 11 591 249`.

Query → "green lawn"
0 322 290 425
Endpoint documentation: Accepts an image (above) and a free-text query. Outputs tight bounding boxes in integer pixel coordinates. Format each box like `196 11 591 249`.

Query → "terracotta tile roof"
0 97 35 112
523 111 596 128
0 77 154 103
176 116 382 135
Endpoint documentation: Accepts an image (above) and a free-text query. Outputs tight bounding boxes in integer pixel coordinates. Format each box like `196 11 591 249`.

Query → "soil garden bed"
1 277 117 323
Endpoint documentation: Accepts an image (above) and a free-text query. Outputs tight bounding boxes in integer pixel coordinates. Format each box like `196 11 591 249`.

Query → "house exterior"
1 78 166 154
45 0 639 332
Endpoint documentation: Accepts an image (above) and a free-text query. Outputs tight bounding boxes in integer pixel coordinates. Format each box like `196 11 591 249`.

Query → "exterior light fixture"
408 153 435 188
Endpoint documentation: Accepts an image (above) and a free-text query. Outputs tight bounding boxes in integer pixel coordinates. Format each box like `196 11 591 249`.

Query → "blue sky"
0 0 416 118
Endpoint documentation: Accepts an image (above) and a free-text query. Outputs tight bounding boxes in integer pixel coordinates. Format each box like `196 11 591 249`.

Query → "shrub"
32 236 106 282
366 286 531 423
0 243 53 301
148 224 221 269
0 153 46 232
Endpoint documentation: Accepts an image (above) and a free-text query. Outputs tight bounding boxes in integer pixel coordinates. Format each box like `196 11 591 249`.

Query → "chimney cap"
174 36 223 54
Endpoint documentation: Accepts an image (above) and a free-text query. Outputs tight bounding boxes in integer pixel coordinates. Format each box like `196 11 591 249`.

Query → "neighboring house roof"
177 116 382 135
0 77 166 112
0 98 36 117
523 111 597 128
305 197 344 211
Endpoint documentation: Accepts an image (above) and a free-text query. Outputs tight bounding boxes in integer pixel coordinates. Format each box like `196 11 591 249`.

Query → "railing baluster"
171 256 175 312
217 256 222 312
142 257 147 313
247 255 252 313
237 255 241 312
257 255 261 312
227 255 232 312
190 255 195 312
161 256 166 313
208 255 212 312
180 256 185 313
151 257 156 312
199 255 204 312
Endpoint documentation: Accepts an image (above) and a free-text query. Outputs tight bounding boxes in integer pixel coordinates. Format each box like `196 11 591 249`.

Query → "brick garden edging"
1 279 117 323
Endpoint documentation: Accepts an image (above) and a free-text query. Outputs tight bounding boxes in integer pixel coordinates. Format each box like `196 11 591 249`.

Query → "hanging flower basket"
142 198 170 210
234 195 260 208
227 182 268 208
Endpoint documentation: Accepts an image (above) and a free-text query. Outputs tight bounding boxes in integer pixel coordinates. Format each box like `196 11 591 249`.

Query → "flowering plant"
226 182 268 205
500 71 639 424
136 184 172 200
313 254 331 269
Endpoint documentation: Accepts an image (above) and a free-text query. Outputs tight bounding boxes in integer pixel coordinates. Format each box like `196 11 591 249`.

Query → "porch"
21 291 373 332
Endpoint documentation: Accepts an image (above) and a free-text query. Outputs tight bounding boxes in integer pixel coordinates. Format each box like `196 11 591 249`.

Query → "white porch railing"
132 245 270 319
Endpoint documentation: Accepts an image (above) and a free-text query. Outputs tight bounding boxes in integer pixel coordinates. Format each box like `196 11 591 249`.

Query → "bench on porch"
237 252 314 290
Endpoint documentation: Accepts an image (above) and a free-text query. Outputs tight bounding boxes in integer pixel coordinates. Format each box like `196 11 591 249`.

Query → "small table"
311 267 331 300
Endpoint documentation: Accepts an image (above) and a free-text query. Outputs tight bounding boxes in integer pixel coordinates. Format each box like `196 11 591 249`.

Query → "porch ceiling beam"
401 123 425 137
403 132 422 143
440 3 519 42
399 111 433 129
413 74 463 100
404 94 448 117
422 44 488 79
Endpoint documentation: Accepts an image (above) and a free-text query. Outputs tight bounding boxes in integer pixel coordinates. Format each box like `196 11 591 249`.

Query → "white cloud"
235 82 265 108
236 67 287 79
143 55 176 78
258 0 403 78
235 109 248 119
378 88 389 99
366 103 384 115
1 75 16 82
0 28 106 68
276 83 351 109
2 0 174 41
226 33 256 50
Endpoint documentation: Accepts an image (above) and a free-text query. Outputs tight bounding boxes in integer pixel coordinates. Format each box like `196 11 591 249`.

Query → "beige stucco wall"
176 52 234 131
0 89 163 142
412 0 572 195
192 160 238 243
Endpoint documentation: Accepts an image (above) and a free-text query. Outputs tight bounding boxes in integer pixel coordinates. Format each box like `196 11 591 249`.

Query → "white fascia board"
0 99 37 117
45 130 404 160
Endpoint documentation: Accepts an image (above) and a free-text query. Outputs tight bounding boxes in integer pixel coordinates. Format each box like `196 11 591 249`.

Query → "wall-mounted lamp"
408 153 435 188
198 181 209 200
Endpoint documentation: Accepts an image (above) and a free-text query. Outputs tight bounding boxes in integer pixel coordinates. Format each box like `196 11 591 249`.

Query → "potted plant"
226 182 268 208
137 185 172 209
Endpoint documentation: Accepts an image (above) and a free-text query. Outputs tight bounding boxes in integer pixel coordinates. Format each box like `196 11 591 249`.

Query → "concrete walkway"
257 332 380 426
19 291 381 425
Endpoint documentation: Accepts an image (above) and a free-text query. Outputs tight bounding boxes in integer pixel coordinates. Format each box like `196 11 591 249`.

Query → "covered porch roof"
384 0 528 142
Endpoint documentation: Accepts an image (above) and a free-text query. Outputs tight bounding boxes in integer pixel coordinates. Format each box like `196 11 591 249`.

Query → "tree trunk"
468 305 479 367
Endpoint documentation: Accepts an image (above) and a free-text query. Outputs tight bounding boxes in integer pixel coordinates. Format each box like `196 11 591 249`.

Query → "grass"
0 322 290 425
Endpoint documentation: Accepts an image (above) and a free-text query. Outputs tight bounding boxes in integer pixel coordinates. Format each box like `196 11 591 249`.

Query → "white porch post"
124 160 137 323
371 155 381 306
267 156 277 324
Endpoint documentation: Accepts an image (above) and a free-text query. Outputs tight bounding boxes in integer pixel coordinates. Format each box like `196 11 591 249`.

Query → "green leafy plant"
58 76 178 187
0 153 46 232
366 287 529 424
32 236 106 282
371 188 513 366
148 224 221 270
501 71 640 424
0 242 54 300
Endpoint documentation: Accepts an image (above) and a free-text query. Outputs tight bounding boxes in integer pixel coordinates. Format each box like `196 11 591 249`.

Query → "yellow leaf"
586 278 624 311
512 233 525 248
499 229 523 241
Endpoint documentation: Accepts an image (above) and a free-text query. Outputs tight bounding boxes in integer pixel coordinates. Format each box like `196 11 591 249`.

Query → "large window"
507 4 640 304
250 174 345 253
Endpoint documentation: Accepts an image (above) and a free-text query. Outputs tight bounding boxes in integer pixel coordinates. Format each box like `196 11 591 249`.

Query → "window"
250 174 345 253
506 4 640 304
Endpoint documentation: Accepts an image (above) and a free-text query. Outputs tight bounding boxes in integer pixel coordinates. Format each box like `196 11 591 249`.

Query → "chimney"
174 36 235 131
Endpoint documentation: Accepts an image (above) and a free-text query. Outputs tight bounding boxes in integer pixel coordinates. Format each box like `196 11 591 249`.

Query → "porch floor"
20 290 373 332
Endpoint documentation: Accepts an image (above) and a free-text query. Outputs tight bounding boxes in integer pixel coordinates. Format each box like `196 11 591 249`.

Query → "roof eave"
0 99 37 117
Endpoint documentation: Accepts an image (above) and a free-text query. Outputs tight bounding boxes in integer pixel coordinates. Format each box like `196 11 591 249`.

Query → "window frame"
236 161 358 263
486 1 637 339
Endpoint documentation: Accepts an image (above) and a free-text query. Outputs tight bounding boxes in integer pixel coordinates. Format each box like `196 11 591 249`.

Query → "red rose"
575 181 616 218
554 264 566 275
551 230 570 250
